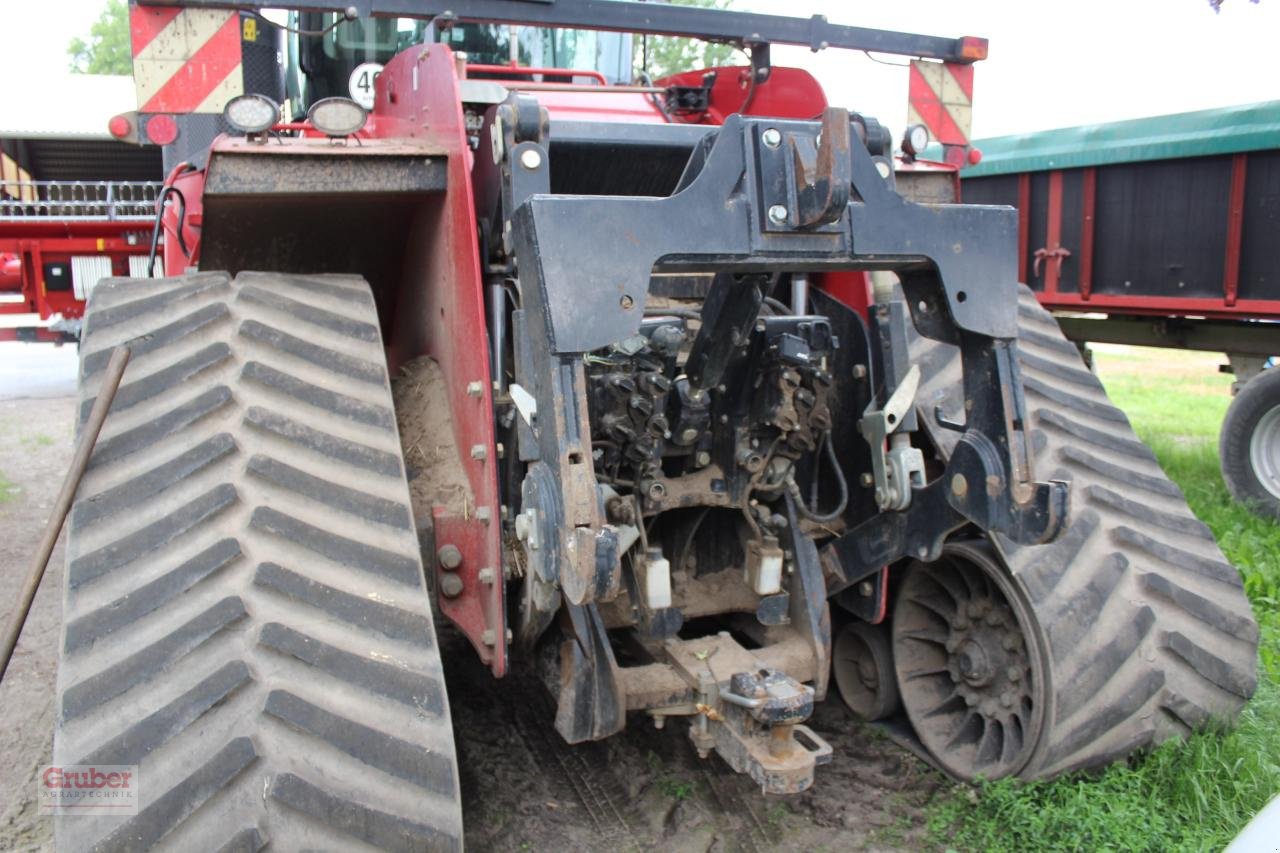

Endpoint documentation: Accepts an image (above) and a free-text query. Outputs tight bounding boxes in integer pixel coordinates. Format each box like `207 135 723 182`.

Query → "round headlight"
903 123 930 157
223 93 280 134
308 97 367 137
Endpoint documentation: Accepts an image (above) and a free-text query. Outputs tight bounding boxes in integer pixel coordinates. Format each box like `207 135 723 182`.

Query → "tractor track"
910 284 1259 778
54 272 464 851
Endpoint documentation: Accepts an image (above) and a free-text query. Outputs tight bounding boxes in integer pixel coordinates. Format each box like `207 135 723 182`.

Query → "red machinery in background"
0 181 161 342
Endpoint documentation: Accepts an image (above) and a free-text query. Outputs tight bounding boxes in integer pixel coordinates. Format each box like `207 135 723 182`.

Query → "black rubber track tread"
78 341 234 425
81 273 231 335
71 433 238 528
55 273 462 851
252 561 432 643
238 318 387 385
238 285 381 342
243 405 403 477
269 771 461 853
910 284 1258 779
246 453 412 530
82 302 232 376
242 360 396 429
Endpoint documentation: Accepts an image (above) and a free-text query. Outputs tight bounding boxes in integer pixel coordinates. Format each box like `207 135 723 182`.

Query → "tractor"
53 1 1258 849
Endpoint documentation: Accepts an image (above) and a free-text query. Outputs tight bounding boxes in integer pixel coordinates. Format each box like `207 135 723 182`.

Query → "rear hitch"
661 634 833 794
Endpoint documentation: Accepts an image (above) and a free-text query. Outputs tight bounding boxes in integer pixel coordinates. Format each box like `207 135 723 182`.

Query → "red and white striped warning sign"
130 5 244 114
907 60 974 147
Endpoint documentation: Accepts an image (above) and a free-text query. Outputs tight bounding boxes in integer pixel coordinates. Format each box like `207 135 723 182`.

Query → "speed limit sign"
348 62 384 109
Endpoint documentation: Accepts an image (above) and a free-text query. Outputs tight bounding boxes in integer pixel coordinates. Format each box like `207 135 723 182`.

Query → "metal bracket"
858 364 922 511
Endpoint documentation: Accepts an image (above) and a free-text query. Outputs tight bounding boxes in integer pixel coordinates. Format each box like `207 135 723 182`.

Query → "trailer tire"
55 272 463 851
909 284 1258 779
1220 366 1280 521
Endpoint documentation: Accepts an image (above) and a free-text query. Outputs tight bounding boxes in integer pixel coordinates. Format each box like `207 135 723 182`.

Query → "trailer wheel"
1220 366 1280 520
55 272 463 851
908 285 1258 780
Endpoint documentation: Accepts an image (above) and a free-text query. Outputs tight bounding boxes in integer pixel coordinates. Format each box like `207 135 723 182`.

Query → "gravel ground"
0 346 75 851
0 340 939 852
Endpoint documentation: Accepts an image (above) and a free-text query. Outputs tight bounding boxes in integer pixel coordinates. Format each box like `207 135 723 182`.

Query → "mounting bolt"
440 573 464 598
466 380 484 397
478 567 496 584
762 127 782 148
695 450 711 467
767 204 789 225
476 506 492 524
653 715 666 730
471 444 487 460
951 474 968 498
857 580 874 597
852 364 868 380
1007 666 1023 682
482 628 496 646
860 473 875 488
1001 691 1016 708
437 544 463 570
519 148 543 170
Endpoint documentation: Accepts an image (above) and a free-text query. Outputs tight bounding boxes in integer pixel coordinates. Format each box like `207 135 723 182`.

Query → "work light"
223 94 280 135
308 98 368 138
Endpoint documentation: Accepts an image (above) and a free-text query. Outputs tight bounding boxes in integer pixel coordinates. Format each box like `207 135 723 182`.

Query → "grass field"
928 344 1280 853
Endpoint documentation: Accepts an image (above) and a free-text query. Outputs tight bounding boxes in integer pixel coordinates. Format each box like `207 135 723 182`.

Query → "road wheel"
907 285 1258 779
1220 366 1280 521
833 621 900 721
55 272 463 851
893 542 1046 780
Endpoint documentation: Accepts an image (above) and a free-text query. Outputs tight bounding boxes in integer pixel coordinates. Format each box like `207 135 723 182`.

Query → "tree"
68 0 132 75
635 0 740 81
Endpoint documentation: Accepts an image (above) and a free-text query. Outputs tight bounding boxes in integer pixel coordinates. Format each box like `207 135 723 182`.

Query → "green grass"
928 345 1280 853
0 470 15 503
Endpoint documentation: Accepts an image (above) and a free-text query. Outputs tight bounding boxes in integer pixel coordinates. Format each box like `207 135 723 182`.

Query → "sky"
4 0 1278 141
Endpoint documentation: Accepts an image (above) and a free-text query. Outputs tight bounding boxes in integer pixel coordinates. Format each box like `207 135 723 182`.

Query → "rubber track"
909 285 1258 778
55 272 463 850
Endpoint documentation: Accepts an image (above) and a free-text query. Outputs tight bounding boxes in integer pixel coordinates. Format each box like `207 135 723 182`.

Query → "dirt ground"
0 344 945 852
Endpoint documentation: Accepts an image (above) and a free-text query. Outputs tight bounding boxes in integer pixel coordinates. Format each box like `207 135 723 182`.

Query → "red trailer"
958 102 1280 517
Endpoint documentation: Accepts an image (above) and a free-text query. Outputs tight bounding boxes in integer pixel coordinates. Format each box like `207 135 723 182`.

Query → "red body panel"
161 164 205 275
658 65 828 123
373 45 507 676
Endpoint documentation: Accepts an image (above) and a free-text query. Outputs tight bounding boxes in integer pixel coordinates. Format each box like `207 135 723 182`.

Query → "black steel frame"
140 0 985 63
506 107 1067 612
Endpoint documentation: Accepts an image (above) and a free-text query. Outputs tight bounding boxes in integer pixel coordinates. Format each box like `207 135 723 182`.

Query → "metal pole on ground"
0 346 130 684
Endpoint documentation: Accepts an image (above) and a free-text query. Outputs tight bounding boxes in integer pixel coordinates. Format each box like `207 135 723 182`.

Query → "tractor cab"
287 14 631 115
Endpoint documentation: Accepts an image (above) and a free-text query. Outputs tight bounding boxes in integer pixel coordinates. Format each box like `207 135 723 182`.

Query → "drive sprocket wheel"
893 541 1046 781
833 621 901 721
